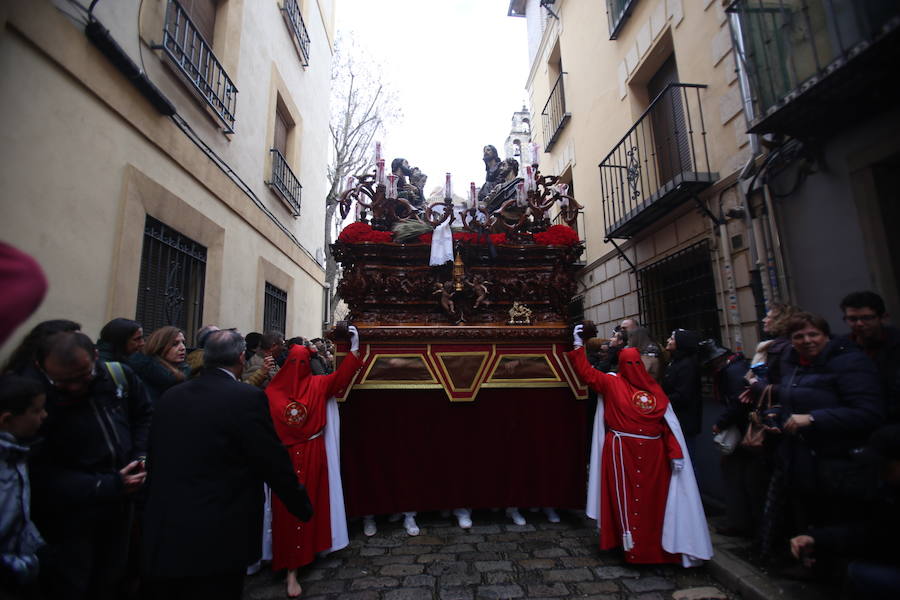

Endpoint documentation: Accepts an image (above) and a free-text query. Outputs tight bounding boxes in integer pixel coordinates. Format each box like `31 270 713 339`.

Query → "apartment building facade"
0 0 335 354
510 0 900 350
509 0 775 355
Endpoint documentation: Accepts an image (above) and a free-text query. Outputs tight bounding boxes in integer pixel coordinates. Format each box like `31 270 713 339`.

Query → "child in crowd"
0 375 47 593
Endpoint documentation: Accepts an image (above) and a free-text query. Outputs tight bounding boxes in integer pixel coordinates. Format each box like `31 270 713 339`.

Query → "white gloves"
348 325 360 353
573 324 584 348
671 459 684 472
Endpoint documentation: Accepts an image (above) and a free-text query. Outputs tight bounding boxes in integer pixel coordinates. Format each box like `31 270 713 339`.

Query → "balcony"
281 0 311 67
268 149 302 217
727 1 900 138
157 0 238 133
542 72 571 152
599 83 716 239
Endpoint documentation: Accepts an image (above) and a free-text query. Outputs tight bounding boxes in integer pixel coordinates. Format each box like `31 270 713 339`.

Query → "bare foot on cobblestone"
286 569 302 598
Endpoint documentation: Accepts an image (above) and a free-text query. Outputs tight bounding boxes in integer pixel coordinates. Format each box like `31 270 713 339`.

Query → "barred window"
263 282 288 335
136 216 207 346
638 239 720 343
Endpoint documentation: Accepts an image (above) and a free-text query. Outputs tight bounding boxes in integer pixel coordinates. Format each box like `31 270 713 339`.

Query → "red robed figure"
266 345 362 570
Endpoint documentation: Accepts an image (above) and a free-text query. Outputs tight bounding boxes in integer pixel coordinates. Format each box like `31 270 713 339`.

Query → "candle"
387 174 398 199
444 172 452 200
376 159 386 187
516 182 526 207
344 175 356 194
375 141 382 162
530 142 540 166
469 182 477 208
525 165 535 191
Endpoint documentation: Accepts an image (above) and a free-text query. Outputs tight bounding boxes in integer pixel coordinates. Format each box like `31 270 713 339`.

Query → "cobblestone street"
243 510 733 600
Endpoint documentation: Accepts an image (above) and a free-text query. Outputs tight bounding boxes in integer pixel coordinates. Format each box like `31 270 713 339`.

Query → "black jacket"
28 361 152 537
142 368 312 578
663 330 703 436
713 353 751 432
836 326 900 424
777 338 883 459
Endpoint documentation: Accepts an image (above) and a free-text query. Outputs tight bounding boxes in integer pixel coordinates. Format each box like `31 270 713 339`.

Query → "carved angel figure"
433 281 456 317
465 274 490 309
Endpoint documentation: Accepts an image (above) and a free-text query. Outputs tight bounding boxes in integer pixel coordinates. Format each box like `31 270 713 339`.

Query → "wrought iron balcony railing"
268 149 302 217
599 83 716 239
156 0 238 133
281 0 311 67
542 72 571 152
727 0 900 137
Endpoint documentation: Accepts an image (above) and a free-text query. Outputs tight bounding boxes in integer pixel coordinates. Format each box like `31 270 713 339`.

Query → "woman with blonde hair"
129 326 189 402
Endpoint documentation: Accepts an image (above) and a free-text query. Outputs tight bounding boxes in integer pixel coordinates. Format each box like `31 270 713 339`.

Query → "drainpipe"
715 191 745 355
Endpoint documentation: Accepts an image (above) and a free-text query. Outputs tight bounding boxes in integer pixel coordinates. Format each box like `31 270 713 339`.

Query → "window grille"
637 240 720 343
263 282 288 335
136 216 207 346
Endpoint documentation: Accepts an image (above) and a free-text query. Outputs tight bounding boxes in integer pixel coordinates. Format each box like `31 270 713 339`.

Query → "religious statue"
478 145 503 203
391 157 425 208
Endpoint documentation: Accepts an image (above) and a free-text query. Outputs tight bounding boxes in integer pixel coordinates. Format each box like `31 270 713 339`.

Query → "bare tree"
324 35 400 324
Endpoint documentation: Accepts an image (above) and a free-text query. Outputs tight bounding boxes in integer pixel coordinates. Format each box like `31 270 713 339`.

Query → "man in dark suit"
142 329 313 600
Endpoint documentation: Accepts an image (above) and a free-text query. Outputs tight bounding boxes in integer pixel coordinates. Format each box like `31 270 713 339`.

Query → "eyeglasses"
41 363 97 388
844 315 878 323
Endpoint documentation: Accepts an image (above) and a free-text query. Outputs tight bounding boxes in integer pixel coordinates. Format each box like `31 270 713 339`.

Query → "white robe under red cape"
587 387 713 567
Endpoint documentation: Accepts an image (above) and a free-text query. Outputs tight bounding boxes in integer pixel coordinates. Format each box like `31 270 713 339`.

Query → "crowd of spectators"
0 317 337 599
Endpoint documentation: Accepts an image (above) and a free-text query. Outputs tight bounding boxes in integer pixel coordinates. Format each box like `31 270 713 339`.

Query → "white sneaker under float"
363 515 377 537
505 507 526 526
543 507 561 523
453 508 472 529
403 513 420 536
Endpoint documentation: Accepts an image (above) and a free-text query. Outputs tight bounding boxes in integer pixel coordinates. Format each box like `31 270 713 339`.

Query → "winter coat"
28 362 153 538
662 330 703 436
836 326 900 424
128 352 188 404
0 432 44 585
776 338 883 459
713 353 751 432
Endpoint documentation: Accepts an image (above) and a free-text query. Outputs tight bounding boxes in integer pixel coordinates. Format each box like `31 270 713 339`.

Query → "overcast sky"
335 0 529 196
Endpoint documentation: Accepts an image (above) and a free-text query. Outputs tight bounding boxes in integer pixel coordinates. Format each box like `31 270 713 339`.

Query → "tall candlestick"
530 142 540 166
525 165 535 192
469 182 477 208
387 174 398 199
516 182 526 207
376 159 386 187
444 172 452 200
522 144 532 167
375 141 382 162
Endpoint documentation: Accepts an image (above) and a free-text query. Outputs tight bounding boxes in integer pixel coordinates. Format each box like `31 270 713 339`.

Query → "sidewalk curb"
707 545 787 600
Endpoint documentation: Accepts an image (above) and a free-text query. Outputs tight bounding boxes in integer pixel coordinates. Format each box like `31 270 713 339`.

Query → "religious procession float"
331 144 592 517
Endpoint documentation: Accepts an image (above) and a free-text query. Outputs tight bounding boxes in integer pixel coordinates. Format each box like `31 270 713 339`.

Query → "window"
281 0 311 66
157 0 237 133
136 216 207 345
268 97 302 216
263 282 288 334
607 0 639 40
638 240 720 343
542 42 570 151
647 55 692 186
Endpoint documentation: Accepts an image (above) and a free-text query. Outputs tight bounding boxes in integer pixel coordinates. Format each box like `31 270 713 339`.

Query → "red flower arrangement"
533 225 580 246
338 222 394 244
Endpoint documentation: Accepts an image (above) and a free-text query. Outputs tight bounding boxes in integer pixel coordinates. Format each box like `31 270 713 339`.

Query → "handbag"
713 425 741 455
739 384 773 452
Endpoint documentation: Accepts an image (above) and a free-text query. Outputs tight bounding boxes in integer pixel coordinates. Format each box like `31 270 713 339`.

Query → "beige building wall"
0 0 335 359
517 0 762 353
